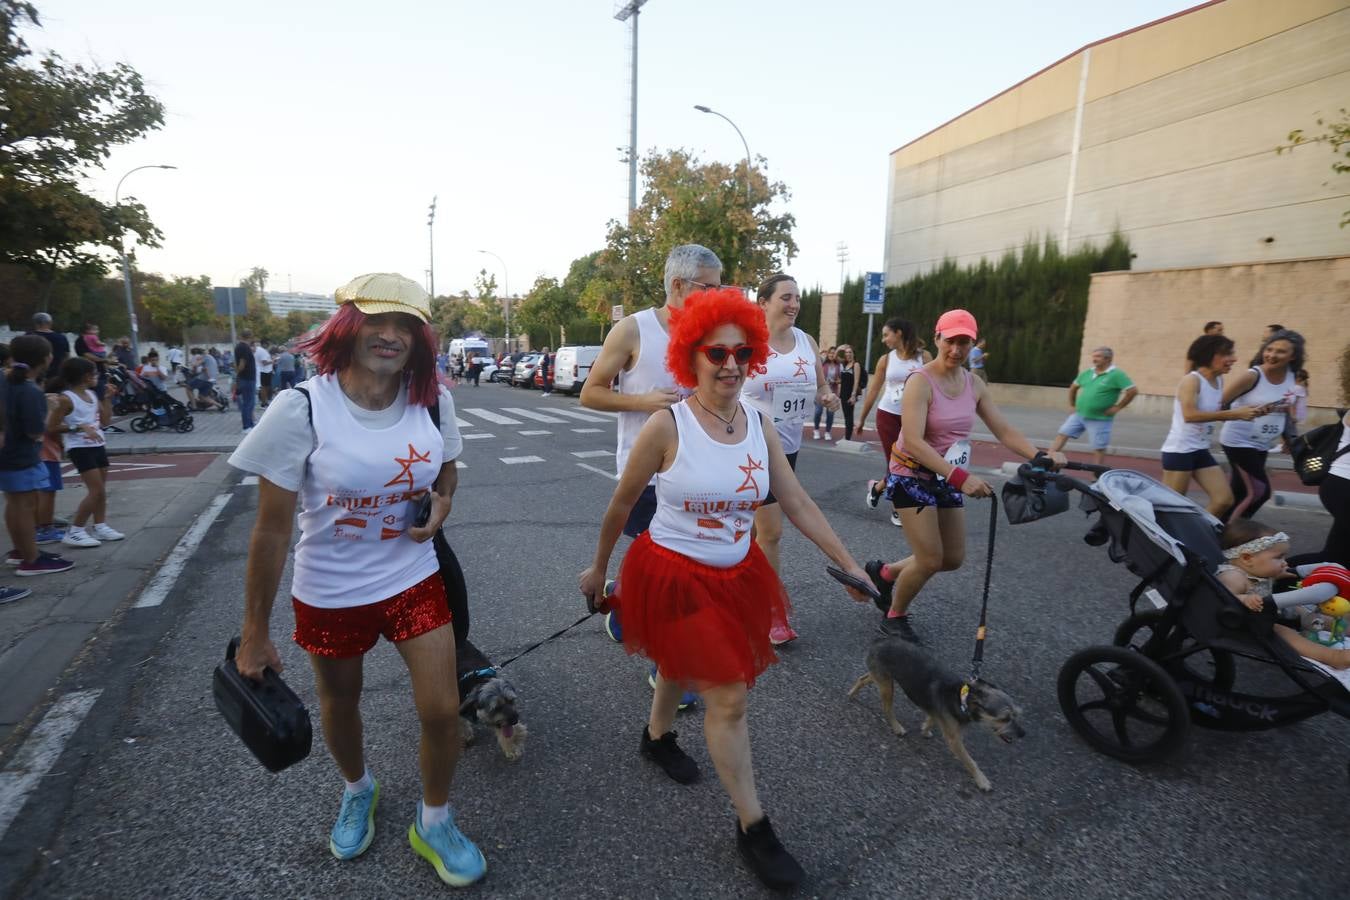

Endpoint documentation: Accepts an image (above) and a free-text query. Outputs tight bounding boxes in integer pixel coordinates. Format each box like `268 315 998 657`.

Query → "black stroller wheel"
1113 610 1236 692
129 415 153 433
1058 645 1190 763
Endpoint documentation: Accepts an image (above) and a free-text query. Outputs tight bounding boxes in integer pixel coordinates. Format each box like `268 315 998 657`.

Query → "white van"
552 345 602 395
448 338 490 364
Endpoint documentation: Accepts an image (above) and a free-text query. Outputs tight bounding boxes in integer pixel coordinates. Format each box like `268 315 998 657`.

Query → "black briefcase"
212 637 312 772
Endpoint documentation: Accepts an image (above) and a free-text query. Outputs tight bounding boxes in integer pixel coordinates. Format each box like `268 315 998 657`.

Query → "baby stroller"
109 367 147 415
129 383 195 433
1006 459 1350 766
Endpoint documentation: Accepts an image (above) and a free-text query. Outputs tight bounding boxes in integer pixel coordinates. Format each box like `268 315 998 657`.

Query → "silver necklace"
694 395 738 433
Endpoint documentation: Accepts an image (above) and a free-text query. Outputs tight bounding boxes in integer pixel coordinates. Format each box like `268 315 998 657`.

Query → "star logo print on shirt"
792 356 809 377
736 454 765 495
384 443 431 490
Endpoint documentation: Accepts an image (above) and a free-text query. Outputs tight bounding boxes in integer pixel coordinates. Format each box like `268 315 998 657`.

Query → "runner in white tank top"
856 319 931 521
52 360 120 547
746 275 838 645
1159 334 1263 518
578 288 871 890
878 348 924 417
615 307 681 477
1219 330 1303 521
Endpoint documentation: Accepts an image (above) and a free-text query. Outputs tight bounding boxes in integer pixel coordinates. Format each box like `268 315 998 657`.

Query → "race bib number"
886 382 904 407
943 439 972 469
1253 412 1285 447
771 383 813 426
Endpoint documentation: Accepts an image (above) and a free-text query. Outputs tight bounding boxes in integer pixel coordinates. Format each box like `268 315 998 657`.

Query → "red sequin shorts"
292 573 449 658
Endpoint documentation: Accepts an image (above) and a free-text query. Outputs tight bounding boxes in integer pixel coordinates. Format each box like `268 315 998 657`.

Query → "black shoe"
736 817 804 891
640 727 699 784
878 613 922 644
863 560 893 613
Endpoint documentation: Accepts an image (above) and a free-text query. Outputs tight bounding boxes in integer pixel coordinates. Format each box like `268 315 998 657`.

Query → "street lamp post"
615 1 650 217
694 105 752 203
427 196 437 299
115 164 177 358
476 250 510 352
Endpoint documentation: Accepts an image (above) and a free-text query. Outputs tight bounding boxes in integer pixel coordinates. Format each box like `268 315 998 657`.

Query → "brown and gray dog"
456 639 526 760
848 637 1024 791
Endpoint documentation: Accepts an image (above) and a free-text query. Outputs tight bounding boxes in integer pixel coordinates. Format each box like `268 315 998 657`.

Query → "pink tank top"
889 368 976 477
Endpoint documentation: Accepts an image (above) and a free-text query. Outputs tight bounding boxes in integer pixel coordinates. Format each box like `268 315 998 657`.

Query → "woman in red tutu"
579 287 871 890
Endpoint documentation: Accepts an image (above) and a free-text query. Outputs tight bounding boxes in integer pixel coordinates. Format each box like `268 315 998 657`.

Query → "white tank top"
615 307 680 478
291 374 443 609
878 350 925 415
1220 367 1295 451
1161 371 1223 454
741 327 816 454
648 400 769 568
62 389 104 449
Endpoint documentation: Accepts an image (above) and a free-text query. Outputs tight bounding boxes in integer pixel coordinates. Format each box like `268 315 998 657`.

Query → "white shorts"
1058 413 1113 451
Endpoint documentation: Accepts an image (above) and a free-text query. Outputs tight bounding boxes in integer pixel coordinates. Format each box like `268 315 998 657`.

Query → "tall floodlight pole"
477 250 510 351
836 241 849 292
115 164 177 358
693 105 752 202
615 0 649 216
427 196 438 299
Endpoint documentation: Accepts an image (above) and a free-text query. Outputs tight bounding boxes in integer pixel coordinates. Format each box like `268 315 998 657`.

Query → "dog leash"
494 611 597 670
968 492 997 684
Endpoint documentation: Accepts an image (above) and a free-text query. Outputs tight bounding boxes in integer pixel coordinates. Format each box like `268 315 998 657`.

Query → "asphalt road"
2 382 1344 899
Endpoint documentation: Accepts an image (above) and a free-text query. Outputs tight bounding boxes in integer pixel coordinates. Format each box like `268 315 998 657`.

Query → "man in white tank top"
581 244 722 699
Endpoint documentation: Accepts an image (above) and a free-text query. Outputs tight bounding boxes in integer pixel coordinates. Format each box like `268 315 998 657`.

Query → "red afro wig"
666 288 770 389
296 303 442 407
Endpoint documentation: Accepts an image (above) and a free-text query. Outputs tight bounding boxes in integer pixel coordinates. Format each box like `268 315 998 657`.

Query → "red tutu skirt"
614 532 791 688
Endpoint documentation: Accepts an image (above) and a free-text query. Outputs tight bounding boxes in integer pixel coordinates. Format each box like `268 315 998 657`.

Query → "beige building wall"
818 292 841 349
885 0 1350 283
1080 255 1350 414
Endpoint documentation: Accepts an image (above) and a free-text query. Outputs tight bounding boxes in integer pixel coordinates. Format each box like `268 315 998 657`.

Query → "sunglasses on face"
695 344 754 366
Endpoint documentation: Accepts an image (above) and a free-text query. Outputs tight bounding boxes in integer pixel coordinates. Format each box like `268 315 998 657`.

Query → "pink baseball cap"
935 308 978 340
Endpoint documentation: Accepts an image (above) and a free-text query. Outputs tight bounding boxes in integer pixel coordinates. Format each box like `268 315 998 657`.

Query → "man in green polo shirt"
1048 347 1137 466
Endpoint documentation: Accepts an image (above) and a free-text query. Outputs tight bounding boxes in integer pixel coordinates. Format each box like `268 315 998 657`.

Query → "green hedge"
797 286 821 339
835 234 1131 386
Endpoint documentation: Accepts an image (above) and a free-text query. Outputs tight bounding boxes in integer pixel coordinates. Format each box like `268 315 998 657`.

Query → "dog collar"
458 666 497 685
959 683 971 716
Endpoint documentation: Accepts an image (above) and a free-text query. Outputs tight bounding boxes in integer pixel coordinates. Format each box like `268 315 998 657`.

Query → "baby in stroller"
1217 519 1350 670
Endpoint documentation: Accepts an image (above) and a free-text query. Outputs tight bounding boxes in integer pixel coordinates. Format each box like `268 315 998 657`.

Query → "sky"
29 0 1196 299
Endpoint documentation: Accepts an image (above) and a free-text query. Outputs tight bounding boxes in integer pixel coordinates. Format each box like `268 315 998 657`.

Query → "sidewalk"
0 455 240 747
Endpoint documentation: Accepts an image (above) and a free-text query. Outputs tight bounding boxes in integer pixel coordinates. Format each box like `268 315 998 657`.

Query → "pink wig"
297 303 441 407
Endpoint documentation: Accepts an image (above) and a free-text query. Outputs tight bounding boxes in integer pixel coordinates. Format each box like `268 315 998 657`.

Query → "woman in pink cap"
862 309 1065 642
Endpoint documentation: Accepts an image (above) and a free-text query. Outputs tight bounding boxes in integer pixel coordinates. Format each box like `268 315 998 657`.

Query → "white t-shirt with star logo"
741 326 816 454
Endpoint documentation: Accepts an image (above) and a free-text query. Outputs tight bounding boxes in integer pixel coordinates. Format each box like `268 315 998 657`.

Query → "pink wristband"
947 466 969 489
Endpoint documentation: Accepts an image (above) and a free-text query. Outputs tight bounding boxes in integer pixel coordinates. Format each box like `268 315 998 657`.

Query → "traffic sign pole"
861 272 885 370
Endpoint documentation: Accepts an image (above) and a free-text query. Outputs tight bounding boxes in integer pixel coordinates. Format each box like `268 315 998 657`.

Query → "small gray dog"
848 637 1024 791
458 668 527 761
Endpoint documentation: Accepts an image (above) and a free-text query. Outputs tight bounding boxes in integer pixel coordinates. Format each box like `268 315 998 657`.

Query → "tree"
0 2 167 291
140 275 214 346
514 275 579 348
1278 109 1350 227
599 149 798 308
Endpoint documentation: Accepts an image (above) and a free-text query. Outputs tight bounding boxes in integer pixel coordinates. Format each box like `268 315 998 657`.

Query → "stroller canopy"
1093 470 1224 568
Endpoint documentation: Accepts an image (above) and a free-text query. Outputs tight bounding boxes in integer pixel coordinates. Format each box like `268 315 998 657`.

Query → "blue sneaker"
36 527 65 545
602 580 622 642
648 666 698 711
408 802 486 887
329 779 379 860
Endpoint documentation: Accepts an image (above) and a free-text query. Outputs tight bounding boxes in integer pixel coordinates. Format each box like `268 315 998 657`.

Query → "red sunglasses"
695 344 755 366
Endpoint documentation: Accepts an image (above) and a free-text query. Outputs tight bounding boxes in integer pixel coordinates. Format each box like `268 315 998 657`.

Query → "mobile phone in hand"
412 492 434 528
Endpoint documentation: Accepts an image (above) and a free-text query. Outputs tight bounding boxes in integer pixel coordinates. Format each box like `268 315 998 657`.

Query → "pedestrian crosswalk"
449 401 620 473
502 407 567 424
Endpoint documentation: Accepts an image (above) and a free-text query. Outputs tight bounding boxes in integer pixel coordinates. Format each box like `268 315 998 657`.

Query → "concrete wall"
885 0 1350 283
819 292 841 349
1080 255 1350 417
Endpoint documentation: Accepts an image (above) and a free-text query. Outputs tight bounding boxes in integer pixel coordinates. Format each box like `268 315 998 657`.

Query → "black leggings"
841 399 856 440
1288 474 1350 569
1223 445 1271 521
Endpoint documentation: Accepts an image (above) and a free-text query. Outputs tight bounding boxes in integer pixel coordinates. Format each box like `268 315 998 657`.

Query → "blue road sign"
862 272 884 314
212 286 247 316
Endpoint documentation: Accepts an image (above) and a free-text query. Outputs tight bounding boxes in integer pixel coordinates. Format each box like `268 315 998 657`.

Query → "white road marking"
463 408 521 425
132 493 232 608
500 456 545 465
240 475 259 485
502 407 566 424
0 689 103 843
518 429 552 436
571 450 611 459
571 428 603 434
455 417 473 428
576 463 618 480
549 408 610 423
462 433 494 440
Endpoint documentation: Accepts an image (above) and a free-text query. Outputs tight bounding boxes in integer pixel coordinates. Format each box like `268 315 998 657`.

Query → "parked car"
489 353 521 383
471 355 497 382
512 353 542 387
552 345 602 395
532 353 556 391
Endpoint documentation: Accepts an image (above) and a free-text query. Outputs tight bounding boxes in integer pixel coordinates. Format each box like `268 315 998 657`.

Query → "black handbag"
212 637 312 772
1290 419 1349 486
1001 472 1070 524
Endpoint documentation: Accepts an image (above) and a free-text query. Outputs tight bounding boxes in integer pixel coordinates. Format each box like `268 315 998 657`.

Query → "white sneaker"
812 429 821 440
62 527 101 548
824 432 833 442
891 511 903 527
91 523 125 542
